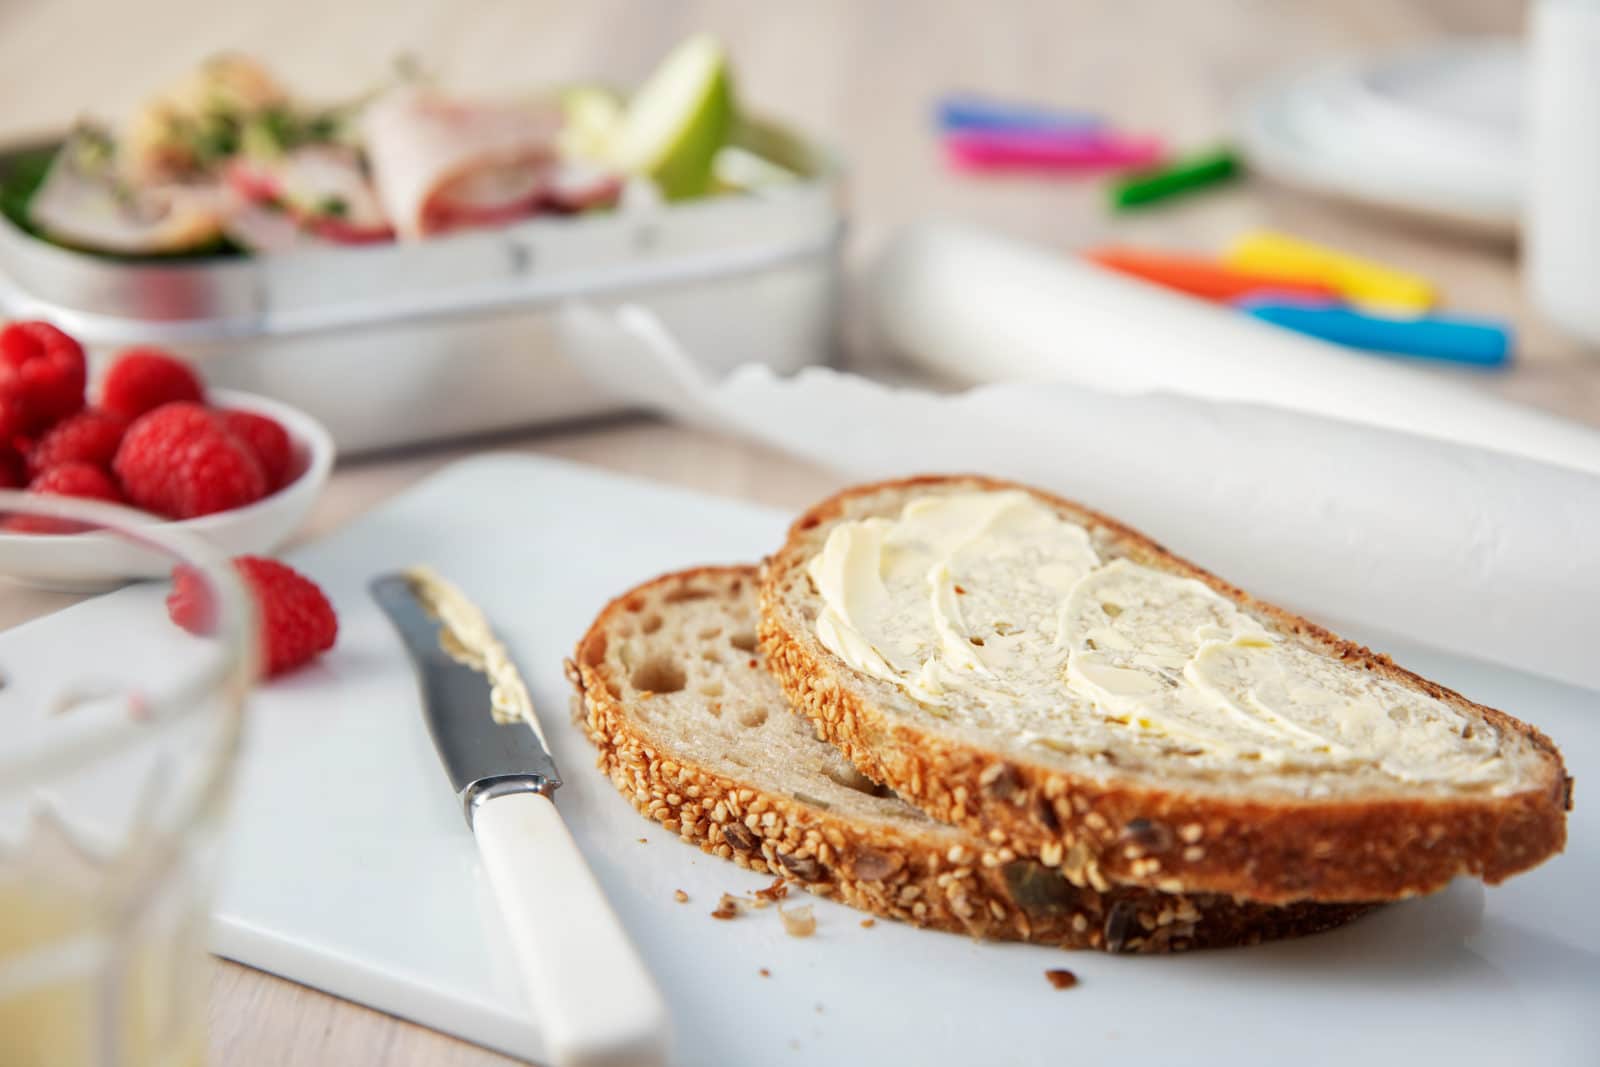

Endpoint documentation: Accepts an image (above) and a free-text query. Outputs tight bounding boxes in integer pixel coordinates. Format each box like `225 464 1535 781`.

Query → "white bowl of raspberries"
0 321 336 590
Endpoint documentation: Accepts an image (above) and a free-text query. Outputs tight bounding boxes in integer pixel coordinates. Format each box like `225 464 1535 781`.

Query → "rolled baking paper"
564 302 1600 690
868 222 1600 476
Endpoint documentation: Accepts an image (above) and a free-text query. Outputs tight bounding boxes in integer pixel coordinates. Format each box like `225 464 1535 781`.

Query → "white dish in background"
0 388 335 591
1236 39 1522 236
3 455 1593 1066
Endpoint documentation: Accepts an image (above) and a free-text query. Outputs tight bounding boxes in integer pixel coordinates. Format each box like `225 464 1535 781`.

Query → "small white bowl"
0 389 336 591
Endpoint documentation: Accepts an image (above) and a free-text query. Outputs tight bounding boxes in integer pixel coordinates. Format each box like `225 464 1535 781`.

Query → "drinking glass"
0 491 255 1067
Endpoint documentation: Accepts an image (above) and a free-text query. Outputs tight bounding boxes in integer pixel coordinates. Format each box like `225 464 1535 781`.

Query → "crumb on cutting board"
711 893 742 920
759 967 771 977
779 903 816 938
753 877 789 909
1045 968 1079 990
859 918 875 929
673 889 689 903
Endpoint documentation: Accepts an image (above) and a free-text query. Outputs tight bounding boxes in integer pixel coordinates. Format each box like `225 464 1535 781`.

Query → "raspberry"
27 409 129 478
168 555 338 677
0 395 29 446
0 321 86 432
0 448 23 489
6 461 122 533
114 403 266 519
220 409 292 489
101 348 204 420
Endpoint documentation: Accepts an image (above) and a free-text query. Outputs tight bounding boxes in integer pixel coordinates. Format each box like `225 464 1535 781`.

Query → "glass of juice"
0 490 255 1067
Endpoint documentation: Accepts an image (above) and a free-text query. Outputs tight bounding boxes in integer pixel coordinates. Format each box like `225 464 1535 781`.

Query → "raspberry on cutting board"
101 348 205 420
221 409 294 489
114 402 267 519
0 321 87 432
168 555 339 677
5 461 123 533
27 409 129 477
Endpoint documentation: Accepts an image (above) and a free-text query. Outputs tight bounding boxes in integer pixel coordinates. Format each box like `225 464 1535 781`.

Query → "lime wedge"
612 34 735 200
559 85 624 163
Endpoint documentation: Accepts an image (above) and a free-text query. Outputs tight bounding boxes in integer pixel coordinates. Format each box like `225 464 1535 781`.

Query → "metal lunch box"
0 119 843 454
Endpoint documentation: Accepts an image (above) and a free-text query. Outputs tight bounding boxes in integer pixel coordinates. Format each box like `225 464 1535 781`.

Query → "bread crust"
759 475 1572 904
573 565 1375 952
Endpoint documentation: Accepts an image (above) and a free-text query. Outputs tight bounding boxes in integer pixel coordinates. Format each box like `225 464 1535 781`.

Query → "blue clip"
1240 301 1512 368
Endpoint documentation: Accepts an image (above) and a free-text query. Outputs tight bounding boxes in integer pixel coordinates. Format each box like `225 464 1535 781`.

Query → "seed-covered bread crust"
759 476 1573 904
572 565 1375 952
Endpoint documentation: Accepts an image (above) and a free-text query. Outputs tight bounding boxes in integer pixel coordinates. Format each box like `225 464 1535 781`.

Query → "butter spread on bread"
808 491 1510 790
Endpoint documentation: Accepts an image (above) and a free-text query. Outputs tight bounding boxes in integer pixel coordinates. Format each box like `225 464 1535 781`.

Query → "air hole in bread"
702 651 723 664
640 614 663 635
970 636 985 647
700 681 724 698
1101 603 1123 618
630 657 687 694
698 626 723 640
823 764 893 798
664 587 712 604
737 706 769 728
624 596 646 613
729 632 758 652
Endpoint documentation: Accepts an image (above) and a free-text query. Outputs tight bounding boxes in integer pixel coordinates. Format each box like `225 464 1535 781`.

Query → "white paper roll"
563 301 1600 690
868 222 1600 476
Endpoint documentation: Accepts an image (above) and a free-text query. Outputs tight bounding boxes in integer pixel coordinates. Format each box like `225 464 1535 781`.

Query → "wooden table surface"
1 1 1593 1064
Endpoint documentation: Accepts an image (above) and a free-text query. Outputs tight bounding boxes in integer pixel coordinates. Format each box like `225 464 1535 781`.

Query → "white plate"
0 388 335 591
1237 39 1522 235
5 455 1593 1065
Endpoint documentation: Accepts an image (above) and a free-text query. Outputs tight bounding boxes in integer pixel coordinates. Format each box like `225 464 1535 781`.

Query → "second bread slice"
571 564 1372 952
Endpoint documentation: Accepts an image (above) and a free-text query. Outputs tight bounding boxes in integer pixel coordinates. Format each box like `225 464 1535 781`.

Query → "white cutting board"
3 455 1596 1065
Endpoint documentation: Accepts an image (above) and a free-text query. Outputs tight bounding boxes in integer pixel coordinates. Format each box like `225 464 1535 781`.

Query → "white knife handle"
473 791 670 1067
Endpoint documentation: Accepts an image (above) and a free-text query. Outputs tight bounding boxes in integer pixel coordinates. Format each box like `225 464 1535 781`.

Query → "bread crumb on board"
1044 968 1079 990
711 893 742 920
859 918 875 929
673 889 689 904
753 877 789 908
759 967 771 977
779 903 816 938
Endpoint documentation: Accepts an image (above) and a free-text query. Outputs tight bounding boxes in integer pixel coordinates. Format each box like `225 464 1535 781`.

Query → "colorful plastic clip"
946 131 1164 174
936 94 1103 133
1224 231 1437 313
1086 247 1340 303
1239 299 1511 368
1110 147 1240 210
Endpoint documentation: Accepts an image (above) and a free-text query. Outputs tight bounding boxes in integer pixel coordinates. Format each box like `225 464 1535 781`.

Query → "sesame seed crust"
573 565 1374 953
758 475 1572 905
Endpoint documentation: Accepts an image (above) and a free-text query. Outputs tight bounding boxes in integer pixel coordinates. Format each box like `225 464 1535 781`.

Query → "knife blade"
370 570 561 817
371 569 669 1067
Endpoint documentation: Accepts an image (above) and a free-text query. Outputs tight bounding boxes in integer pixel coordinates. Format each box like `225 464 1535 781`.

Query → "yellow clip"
1223 231 1437 313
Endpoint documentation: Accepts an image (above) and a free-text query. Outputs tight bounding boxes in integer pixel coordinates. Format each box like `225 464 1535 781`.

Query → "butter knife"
371 570 669 1067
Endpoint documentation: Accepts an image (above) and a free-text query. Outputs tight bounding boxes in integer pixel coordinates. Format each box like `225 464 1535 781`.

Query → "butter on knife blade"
400 565 542 743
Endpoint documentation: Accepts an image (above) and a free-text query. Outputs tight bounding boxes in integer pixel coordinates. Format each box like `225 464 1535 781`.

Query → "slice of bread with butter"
759 475 1571 905
570 565 1375 951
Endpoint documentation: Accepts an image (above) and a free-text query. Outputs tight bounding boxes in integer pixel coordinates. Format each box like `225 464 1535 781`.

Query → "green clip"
1111 147 1240 210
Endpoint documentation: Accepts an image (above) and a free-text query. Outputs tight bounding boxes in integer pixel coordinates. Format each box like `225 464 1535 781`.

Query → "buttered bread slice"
759 476 1571 904
571 566 1374 951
